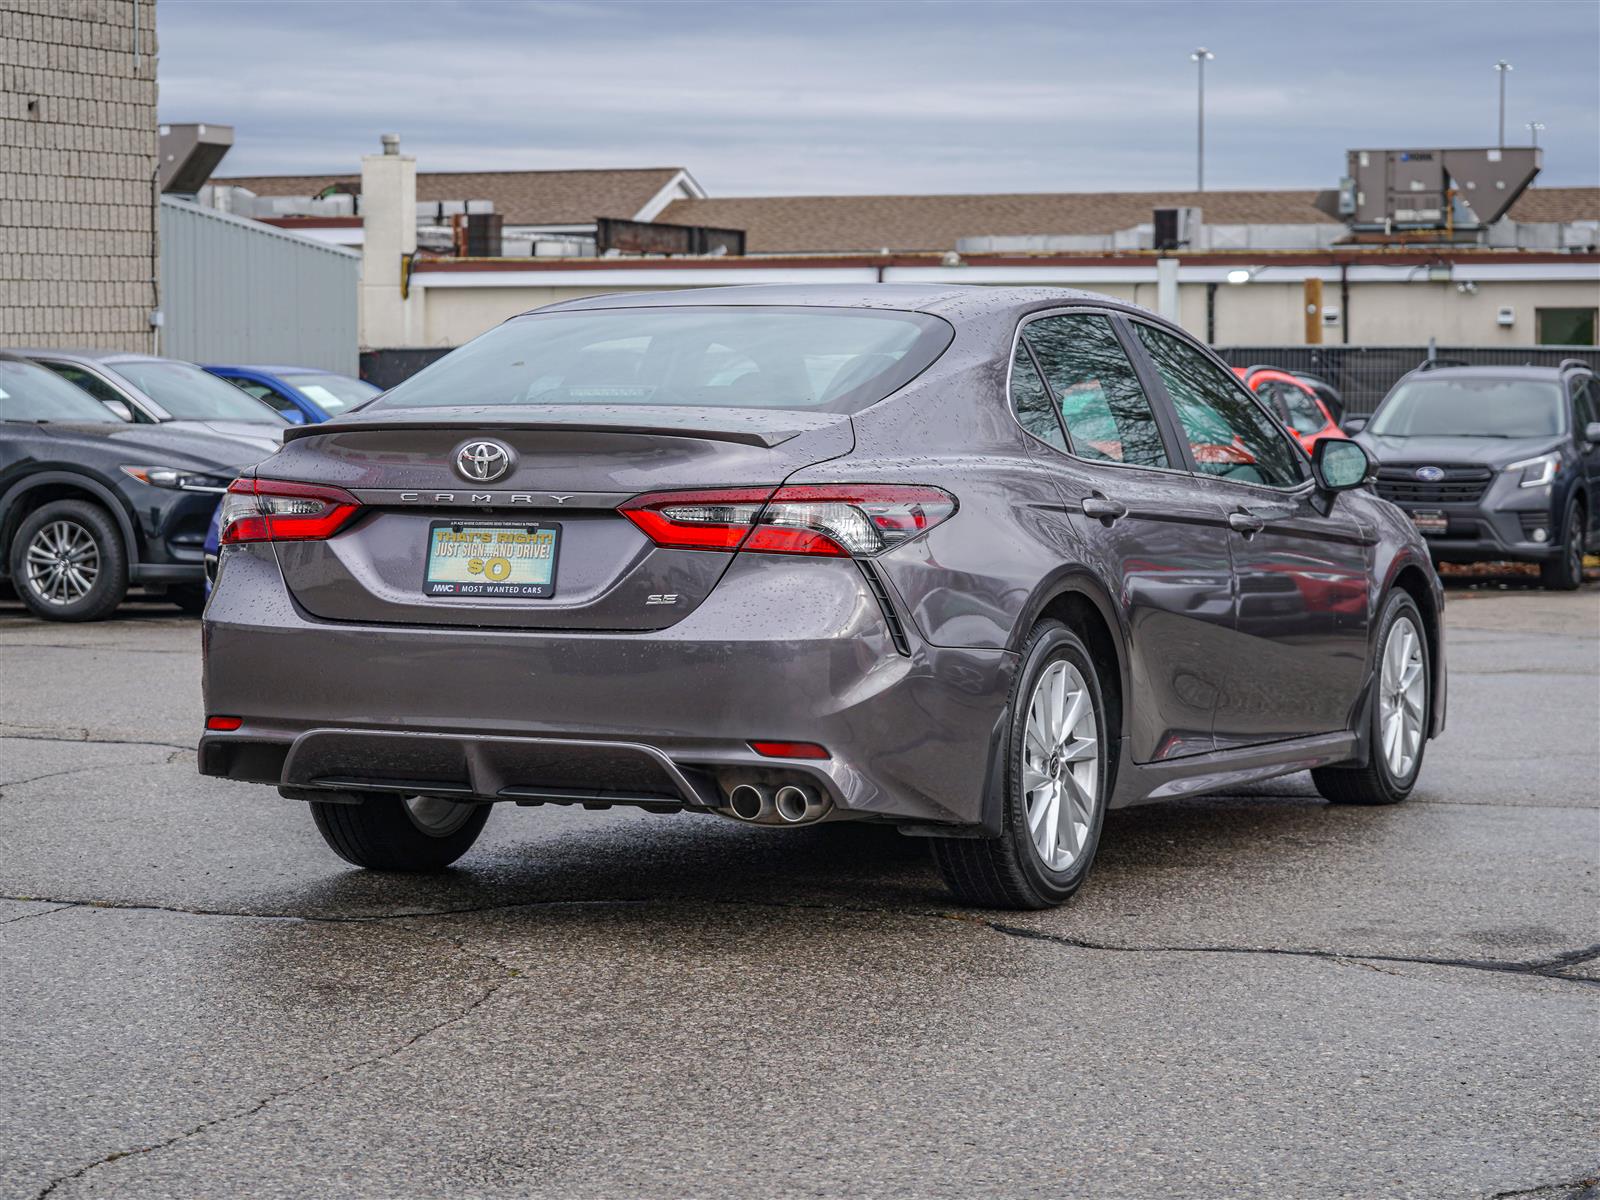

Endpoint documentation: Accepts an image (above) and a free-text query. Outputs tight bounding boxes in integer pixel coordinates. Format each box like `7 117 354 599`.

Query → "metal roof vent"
158 122 234 195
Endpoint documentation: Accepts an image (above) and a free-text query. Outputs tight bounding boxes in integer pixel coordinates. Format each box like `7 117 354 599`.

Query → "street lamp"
1191 47 1214 192
1494 60 1512 147
1526 120 1545 147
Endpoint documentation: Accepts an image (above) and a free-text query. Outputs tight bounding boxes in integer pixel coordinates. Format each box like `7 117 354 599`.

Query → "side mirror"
1312 438 1373 493
1585 421 1600 445
279 408 307 426
1341 415 1368 434
101 399 134 422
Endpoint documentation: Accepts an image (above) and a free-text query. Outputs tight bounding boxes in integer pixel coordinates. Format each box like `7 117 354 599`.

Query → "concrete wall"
402 274 1598 352
0 0 158 350
159 197 360 373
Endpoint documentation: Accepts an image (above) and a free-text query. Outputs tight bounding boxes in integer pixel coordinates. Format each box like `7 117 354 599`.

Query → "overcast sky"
159 0 1600 195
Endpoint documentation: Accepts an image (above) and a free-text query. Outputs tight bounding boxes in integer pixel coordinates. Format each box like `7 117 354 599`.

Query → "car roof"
207 364 328 376
1405 364 1582 382
6 348 189 367
527 283 1162 323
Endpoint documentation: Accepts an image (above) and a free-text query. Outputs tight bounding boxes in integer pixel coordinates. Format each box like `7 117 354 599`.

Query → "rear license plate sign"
1410 509 1448 537
424 522 559 598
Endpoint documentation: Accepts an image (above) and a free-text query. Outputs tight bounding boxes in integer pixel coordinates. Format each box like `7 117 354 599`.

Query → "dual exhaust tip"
727 782 830 826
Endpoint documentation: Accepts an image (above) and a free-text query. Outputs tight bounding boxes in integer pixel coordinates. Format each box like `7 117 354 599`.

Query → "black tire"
170 583 208 615
310 793 492 872
1312 591 1430 806
1539 496 1585 591
8 499 128 622
931 620 1111 909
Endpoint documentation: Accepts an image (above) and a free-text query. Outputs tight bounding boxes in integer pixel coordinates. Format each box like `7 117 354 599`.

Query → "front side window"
1009 341 1065 451
39 361 152 421
1261 380 1326 436
1024 314 1168 468
1135 324 1306 487
231 379 297 413
372 307 954 415
0 358 122 422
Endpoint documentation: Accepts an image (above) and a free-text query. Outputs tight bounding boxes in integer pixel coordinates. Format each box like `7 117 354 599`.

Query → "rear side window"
373 307 954 415
1009 342 1066 451
1023 314 1169 468
1134 324 1307 487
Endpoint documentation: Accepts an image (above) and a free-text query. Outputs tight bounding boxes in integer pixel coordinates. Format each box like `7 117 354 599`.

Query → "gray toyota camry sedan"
199 285 1445 909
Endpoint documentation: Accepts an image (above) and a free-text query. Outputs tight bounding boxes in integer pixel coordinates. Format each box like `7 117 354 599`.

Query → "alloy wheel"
1022 659 1100 872
24 520 100 606
403 795 478 837
1378 615 1426 780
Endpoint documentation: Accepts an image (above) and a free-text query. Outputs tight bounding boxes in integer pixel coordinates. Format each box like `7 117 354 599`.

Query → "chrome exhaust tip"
774 784 828 825
728 783 772 822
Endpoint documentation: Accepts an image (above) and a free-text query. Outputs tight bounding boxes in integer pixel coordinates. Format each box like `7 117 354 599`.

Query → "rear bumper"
200 546 1016 826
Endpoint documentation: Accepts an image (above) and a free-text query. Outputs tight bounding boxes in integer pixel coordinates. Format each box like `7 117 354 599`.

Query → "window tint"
1009 341 1065 450
1134 324 1306 487
1024 314 1168 468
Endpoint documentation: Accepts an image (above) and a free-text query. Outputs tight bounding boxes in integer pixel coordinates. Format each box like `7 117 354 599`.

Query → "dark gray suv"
200 286 1446 909
1351 361 1599 589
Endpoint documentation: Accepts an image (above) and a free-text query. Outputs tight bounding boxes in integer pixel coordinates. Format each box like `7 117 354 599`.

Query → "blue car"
203 365 381 425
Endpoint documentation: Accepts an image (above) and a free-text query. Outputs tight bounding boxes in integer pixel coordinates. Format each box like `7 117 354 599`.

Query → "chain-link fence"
361 344 1600 414
1215 346 1599 416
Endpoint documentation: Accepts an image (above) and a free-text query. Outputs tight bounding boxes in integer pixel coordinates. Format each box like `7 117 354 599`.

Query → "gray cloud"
158 0 1599 194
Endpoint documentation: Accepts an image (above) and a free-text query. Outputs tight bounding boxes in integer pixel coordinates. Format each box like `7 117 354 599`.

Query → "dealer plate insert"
424 521 559 598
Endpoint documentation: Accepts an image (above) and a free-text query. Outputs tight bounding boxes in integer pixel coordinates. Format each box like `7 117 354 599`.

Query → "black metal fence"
362 344 1600 412
1215 345 1600 415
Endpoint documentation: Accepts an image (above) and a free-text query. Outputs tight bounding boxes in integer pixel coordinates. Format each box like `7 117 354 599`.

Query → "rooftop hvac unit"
158 123 234 194
1339 147 1541 231
1153 207 1201 250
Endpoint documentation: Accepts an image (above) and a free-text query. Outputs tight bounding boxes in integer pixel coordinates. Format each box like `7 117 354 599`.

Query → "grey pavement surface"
0 580 1596 1199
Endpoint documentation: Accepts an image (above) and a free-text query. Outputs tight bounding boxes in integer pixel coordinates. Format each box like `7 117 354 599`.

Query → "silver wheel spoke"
1378 614 1426 781
1021 656 1101 872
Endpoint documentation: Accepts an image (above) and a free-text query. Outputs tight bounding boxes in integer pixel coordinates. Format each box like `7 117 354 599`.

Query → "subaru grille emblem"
1414 465 1445 483
456 441 512 483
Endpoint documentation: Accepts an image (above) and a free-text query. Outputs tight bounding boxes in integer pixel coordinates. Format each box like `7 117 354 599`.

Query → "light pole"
1526 120 1545 147
1494 60 1512 147
1191 47 1214 191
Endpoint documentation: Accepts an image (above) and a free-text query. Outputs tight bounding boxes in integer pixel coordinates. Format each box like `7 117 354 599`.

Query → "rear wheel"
310 793 492 871
931 620 1109 909
1312 591 1429 805
9 500 128 622
1540 496 1585 591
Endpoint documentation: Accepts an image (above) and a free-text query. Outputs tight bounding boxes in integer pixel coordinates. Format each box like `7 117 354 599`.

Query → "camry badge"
455 441 513 483
1414 465 1445 482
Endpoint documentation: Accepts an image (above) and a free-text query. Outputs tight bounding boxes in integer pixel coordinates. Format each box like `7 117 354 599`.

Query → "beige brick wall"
0 0 157 350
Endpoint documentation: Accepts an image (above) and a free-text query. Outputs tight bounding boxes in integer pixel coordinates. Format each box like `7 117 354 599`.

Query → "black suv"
1351 360 1599 589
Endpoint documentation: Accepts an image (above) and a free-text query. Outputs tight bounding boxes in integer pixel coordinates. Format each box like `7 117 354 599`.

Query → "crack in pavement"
0 902 75 927
1486 1174 1600 1199
5 889 1597 987
31 928 514 1200
0 731 196 753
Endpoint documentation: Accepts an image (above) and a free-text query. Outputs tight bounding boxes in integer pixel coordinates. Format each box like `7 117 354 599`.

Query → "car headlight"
1506 451 1560 489
120 466 232 494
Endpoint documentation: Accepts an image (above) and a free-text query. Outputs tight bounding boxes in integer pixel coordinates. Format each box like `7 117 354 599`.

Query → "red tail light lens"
218 478 362 545
205 715 243 731
749 740 830 760
621 485 955 558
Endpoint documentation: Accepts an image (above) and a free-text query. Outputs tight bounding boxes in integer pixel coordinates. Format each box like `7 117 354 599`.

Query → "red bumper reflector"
749 740 830 760
205 716 243 732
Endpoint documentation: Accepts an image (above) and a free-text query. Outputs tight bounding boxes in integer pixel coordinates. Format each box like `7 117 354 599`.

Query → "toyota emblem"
1414 465 1445 483
455 441 513 483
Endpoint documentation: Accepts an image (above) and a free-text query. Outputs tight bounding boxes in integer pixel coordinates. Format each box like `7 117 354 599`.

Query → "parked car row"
0 350 377 620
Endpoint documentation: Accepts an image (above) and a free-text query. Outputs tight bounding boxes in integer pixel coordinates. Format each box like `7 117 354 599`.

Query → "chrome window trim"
1120 314 1314 495
1003 306 1195 481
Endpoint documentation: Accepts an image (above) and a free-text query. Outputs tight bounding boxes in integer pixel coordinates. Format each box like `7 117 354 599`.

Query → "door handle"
1081 495 1127 522
1228 511 1265 534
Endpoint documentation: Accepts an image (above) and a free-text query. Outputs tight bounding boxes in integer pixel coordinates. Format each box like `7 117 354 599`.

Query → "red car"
1233 366 1347 453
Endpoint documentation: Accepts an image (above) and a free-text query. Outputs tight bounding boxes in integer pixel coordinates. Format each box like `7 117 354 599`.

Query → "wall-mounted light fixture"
1225 266 1265 285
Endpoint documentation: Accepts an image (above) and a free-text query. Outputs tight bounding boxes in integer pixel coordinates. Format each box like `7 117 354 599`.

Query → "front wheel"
931 620 1110 909
9 500 128 622
1539 497 1585 591
1312 591 1429 805
310 793 492 871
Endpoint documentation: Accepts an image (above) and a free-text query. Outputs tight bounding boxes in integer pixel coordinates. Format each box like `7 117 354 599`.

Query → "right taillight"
620 484 955 558
218 478 362 545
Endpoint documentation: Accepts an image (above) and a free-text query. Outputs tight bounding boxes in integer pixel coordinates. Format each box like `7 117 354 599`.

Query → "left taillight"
218 478 362 545
620 484 956 558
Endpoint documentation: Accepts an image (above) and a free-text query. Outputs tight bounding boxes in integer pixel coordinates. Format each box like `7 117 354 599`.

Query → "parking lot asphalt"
1 580 1596 1200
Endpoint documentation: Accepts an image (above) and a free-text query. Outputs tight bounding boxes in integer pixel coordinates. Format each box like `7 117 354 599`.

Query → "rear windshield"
0 358 120 423
1371 378 1565 438
115 360 290 423
372 306 954 415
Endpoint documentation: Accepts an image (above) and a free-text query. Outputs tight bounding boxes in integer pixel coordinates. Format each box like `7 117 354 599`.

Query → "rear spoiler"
282 405 842 450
